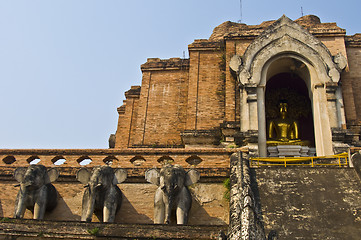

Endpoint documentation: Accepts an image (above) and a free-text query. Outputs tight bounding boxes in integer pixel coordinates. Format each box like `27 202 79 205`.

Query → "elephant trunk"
14 184 29 218
83 184 101 222
84 188 96 222
165 190 175 224
165 198 172 224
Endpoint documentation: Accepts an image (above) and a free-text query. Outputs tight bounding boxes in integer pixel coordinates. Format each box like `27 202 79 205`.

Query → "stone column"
239 86 249 133
313 84 334 156
257 86 267 157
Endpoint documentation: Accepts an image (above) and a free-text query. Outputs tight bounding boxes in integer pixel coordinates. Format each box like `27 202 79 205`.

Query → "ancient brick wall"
224 40 237 122
130 59 189 147
342 35 361 126
115 86 140 148
188 50 225 130
186 41 225 132
318 36 348 57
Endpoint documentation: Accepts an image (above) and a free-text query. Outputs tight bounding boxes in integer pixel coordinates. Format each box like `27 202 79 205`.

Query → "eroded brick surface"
253 168 361 239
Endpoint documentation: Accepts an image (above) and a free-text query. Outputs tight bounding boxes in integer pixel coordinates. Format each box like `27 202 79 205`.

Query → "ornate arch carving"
238 15 342 87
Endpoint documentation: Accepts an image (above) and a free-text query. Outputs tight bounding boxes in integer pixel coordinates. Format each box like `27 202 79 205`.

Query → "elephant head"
76 166 127 222
13 165 59 219
145 164 200 224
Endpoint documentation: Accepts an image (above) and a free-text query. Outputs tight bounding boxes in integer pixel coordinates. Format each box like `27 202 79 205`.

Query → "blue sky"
0 0 360 149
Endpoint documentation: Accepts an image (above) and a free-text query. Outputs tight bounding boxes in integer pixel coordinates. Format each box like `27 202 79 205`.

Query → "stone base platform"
267 145 316 157
0 219 227 239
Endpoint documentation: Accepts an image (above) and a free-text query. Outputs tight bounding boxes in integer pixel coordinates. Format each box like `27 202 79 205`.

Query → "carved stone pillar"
326 82 339 128
245 84 258 131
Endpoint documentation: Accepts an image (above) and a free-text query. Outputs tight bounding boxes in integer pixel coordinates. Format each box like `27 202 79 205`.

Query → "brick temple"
115 14 361 158
1 15 361 239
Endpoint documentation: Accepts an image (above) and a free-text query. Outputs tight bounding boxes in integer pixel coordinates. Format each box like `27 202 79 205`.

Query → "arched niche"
264 58 315 148
256 53 334 156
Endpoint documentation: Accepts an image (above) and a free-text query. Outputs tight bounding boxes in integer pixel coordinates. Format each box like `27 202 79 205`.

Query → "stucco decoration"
333 52 348 71
229 54 242 75
328 68 340 83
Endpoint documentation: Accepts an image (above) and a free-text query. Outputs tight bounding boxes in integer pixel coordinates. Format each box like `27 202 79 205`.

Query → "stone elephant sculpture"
13 165 59 219
76 166 127 222
145 164 200 224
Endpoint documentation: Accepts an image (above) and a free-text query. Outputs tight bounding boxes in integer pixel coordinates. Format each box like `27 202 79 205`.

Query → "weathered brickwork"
318 36 348 58
114 15 361 148
342 36 361 127
128 59 190 147
115 86 141 148
190 51 225 130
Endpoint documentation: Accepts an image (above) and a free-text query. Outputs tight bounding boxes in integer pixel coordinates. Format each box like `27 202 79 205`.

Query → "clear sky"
0 0 360 149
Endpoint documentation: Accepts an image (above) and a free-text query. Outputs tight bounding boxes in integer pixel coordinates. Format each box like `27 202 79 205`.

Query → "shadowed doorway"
265 72 315 147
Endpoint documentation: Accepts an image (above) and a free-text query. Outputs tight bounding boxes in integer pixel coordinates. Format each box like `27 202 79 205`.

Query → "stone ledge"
141 58 190 71
124 86 141 98
0 148 244 155
0 219 227 239
181 130 222 148
188 39 223 50
345 33 361 47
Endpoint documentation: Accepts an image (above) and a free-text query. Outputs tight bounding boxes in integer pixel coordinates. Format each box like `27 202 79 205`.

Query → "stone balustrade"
0 148 246 168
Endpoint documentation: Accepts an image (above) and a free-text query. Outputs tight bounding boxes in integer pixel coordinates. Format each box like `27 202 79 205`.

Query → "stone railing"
228 152 266 240
0 148 246 169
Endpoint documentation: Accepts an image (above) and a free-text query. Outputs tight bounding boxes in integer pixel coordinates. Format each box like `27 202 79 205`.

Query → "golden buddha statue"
267 102 310 146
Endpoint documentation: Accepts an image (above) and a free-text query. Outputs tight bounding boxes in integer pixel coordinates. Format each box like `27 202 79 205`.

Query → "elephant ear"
113 168 127 184
185 169 200 186
45 168 59 184
145 168 160 186
76 168 91 185
14 167 27 183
